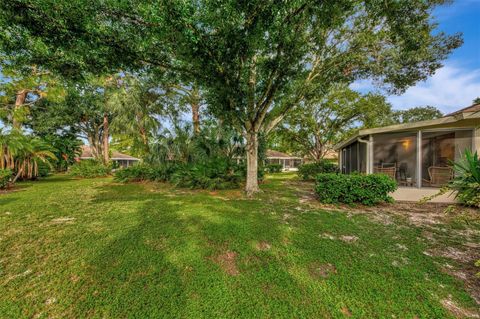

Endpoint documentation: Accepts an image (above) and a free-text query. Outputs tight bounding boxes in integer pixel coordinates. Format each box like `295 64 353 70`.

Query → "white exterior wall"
474 127 480 153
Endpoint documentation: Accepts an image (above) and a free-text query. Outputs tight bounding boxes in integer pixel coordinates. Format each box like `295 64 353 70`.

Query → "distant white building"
265 150 303 171
78 145 140 168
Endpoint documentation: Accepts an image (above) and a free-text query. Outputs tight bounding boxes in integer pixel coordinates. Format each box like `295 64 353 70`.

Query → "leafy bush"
298 160 338 180
37 161 52 178
0 169 12 189
69 160 111 178
114 164 177 183
315 173 397 206
171 159 243 190
115 159 243 190
265 163 283 173
449 150 480 208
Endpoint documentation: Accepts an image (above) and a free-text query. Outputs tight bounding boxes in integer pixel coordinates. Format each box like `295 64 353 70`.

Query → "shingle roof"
266 150 301 159
79 145 139 161
444 103 480 117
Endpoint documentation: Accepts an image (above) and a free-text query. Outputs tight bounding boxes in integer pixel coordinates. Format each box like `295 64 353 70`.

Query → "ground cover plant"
69 160 112 178
449 150 480 208
315 173 397 206
0 168 11 189
298 160 338 180
265 163 283 173
0 173 478 318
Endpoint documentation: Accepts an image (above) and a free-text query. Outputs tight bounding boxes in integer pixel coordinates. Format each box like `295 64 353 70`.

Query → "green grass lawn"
0 174 479 318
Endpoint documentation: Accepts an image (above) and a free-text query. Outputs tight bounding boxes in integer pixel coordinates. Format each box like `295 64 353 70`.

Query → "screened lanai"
335 104 480 188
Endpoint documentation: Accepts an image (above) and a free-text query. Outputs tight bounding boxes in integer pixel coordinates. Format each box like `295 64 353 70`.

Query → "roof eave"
334 113 470 150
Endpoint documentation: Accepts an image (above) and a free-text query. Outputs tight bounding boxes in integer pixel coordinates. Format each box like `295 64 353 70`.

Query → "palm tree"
109 75 163 156
0 129 56 183
12 137 57 182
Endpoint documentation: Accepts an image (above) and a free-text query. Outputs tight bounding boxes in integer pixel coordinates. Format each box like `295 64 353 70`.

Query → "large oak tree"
0 0 461 193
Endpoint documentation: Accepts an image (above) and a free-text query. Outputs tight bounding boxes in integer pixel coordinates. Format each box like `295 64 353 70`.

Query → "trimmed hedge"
0 169 12 189
298 160 338 180
69 160 112 178
315 173 397 206
265 163 283 173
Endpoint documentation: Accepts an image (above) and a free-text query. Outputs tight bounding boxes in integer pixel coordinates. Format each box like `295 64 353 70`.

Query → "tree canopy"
0 0 462 193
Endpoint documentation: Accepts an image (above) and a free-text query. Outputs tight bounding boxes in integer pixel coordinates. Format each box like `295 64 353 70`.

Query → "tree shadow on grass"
69 182 316 318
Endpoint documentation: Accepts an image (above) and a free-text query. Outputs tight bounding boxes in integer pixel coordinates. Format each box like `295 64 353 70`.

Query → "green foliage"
0 0 461 193
298 161 338 180
0 169 12 189
391 106 443 124
41 134 82 171
171 160 243 190
115 160 244 190
114 164 177 183
315 173 397 206
0 129 57 182
69 160 111 178
37 161 51 178
274 86 392 159
265 164 282 174
449 150 480 208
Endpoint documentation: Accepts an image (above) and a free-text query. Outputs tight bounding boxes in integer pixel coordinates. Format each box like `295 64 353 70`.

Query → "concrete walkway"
391 187 457 203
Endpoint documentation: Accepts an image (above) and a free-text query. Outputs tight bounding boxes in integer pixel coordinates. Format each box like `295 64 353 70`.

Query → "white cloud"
351 64 480 114
387 65 480 113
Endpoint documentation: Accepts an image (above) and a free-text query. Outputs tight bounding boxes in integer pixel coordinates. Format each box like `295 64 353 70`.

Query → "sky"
357 0 480 114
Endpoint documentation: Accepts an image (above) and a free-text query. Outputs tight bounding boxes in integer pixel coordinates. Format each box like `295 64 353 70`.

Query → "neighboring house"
78 145 140 168
335 103 480 188
266 150 303 171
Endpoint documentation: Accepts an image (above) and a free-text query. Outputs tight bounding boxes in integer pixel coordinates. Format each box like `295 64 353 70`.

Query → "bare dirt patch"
51 217 75 224
287 179 480 307
256 241 271 251
308 262 337 279
341 306 352 317
441 296 480 318
340 235 359 243
210 251 239 276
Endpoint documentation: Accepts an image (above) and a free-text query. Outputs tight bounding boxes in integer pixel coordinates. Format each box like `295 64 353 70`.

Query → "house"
265 150 303 171
334 103 480 188
79 145 140 168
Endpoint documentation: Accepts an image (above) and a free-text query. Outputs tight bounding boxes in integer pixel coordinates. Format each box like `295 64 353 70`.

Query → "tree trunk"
245 130 260 195
102 113 110 164
191 102 200 135
13 90 27 130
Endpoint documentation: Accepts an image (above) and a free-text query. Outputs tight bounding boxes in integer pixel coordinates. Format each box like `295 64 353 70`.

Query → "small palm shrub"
171 159 243 190
114 164 177 182
315 173 397 206
265 164 283 173
298 160 338 180
69 160 111 178
449 150 480 208
0 169 12 189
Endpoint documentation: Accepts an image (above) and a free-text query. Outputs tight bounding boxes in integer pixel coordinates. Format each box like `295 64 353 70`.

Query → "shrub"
298 160 338 180
114 164 176 183
115 159 243 190
37 161 52 178
315 173 397 206
69 160 111 178
449 150 480 208
171 160 243 190
0 169 12 189
265 163 283 173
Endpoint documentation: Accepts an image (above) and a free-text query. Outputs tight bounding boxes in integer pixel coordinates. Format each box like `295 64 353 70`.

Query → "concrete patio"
391 187 457 203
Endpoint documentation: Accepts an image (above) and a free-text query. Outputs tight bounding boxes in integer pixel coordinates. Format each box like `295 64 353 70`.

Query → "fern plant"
449 150 480 208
